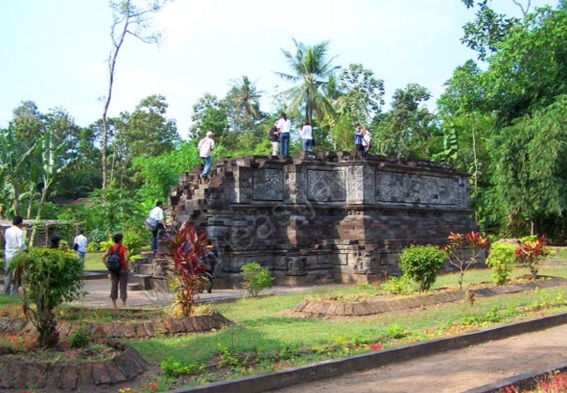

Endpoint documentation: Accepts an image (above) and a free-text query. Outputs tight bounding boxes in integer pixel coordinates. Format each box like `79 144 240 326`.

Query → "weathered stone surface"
92 362 112 386
168 152 477 285
105 360 128 384
294 278 567 318
59 364 78 389
28 362 48 389
44 364 64 389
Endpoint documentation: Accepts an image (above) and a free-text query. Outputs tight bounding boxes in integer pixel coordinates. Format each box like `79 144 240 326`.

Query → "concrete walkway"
71 273 336 308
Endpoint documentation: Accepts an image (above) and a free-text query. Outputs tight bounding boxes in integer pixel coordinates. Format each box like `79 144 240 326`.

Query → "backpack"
106 245 123 272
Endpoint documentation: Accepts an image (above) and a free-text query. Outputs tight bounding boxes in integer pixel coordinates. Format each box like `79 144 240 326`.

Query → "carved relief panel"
307 169 346 202
375 172 462 206
253 169 284 201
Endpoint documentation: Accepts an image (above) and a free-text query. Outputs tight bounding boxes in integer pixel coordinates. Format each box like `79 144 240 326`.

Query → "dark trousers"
151 223 165 251
110 270 128 300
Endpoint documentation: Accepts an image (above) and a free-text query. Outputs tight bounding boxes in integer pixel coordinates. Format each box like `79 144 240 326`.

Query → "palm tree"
226 76 263 131
276 39 340 124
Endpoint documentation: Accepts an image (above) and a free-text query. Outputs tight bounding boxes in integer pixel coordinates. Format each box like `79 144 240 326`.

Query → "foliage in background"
399 245 447 291
515 236 550 279
240 262 274 297
10 248 85 348
486 242 517 285
443 231 490 290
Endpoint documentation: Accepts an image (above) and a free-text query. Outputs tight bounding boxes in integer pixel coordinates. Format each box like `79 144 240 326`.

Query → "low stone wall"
169 152 478 285
0 341 149 390
0 311 232 340
293 277 567 317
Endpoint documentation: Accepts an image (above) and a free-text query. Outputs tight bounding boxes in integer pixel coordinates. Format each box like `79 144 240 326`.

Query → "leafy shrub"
515 235 550 279
380 275 419 295
161 356 202 377
164 222 209 316
70 326 91 348
241 262 274 297
399 245 447 291
443 231 490 290
10 248 86 348
486 242 516 285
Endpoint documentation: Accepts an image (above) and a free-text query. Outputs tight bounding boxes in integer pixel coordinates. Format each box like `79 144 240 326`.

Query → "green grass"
84 252 105 271
126 260 567 389
4 252 567 391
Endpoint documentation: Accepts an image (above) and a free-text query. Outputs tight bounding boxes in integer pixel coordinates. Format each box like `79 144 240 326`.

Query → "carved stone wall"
168 151 477 285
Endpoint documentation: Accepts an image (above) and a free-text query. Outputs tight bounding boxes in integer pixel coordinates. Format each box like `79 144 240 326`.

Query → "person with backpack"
268 121 279 156
101 233 129 308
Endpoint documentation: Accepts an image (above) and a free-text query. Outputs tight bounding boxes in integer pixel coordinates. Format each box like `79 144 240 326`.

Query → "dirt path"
270 324 567 393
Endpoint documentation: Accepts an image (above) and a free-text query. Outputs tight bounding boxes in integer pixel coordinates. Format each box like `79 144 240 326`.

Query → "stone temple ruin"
167 151 478 286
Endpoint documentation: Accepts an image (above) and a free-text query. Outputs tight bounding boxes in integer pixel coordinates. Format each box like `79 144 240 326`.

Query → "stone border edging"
0 340 150 390
0 311 232 341
462 363 567 393
166 312 567 393
293 277 567 317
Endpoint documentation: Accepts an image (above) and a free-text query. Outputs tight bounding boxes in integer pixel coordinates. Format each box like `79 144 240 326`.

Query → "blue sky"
0 0 553 139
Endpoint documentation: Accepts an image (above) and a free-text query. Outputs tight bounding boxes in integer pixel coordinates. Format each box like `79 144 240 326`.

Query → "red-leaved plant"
443 231 490 290
514 235 550 280
164 221 209 316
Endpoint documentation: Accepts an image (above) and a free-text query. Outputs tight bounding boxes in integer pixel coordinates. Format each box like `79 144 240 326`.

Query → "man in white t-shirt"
73 230 88 269
148 201 166 252
197 131 215 180
4 216 26 296
277 112 291 157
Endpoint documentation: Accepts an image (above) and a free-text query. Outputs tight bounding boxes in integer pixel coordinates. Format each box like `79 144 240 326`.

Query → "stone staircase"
128 252 170 291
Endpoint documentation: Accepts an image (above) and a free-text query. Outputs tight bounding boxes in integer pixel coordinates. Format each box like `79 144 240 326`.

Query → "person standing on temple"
268 121 280 156
277 112 291 157
300 120 314 152
354 124 364 156
198 131 215 180
4 216 26 296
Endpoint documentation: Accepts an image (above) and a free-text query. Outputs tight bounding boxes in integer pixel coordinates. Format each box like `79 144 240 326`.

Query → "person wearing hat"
197 131 215 180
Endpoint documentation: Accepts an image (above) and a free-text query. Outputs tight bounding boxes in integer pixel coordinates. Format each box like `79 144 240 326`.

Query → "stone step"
130 274 153 290
127 282 143 291
136 263 154 276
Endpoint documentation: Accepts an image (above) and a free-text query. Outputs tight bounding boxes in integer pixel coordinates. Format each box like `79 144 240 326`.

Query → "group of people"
197 115 373 180
3 217 88 296
269 114 373 158
268 112 314 157
354 123 372 157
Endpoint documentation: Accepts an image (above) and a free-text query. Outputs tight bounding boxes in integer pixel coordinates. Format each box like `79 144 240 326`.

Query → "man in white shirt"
73 230 88 269
4 216 26 296
148 201 166 252
277 112 291 157
197 131 215 180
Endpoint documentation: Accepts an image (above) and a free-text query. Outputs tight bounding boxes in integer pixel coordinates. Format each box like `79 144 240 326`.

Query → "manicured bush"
10 247 85 348
399 245 447 291
486 242 516 285
241 262 274 297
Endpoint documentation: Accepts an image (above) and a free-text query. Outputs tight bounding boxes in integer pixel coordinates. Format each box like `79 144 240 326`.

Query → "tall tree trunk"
101 4 130 189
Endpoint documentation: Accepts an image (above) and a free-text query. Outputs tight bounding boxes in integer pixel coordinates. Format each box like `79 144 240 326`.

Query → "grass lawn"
83 252 105 271
3 250 567 391
125 258 567 389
